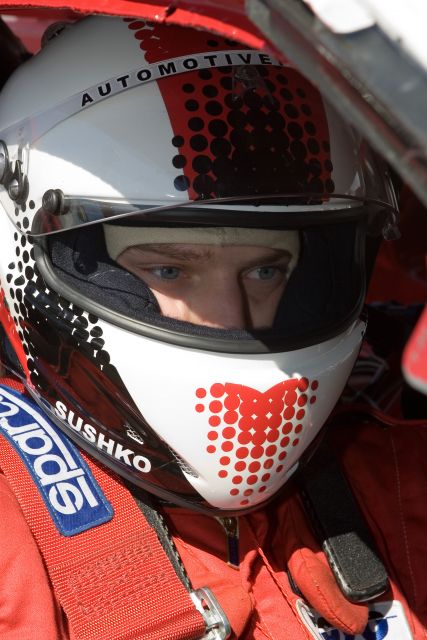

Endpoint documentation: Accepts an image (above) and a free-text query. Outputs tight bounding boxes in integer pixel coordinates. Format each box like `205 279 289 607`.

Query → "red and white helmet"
0 16 397 514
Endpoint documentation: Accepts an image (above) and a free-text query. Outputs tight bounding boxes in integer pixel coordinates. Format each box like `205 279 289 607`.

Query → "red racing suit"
0 379 426 640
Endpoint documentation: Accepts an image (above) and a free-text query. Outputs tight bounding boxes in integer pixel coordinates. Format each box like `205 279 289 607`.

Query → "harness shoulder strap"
299 438 389 602
0 383 209 640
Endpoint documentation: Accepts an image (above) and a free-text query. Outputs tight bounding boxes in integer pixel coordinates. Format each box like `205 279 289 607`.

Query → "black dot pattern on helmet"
127 21 334 200
209 119 227 137
172 135 184 147
192 155 212 174
1 192 125 402
185 99 199 112
190 135 208 152
188 117 204 132
174 175 190 191
172 155 187 169
203 85 218 98
199 69 212 80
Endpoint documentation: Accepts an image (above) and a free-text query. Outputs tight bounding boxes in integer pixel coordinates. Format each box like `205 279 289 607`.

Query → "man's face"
117 243 293 329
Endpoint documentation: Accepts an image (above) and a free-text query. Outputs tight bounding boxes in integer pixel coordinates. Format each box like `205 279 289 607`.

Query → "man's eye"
151 266 180 280
248 266 280 281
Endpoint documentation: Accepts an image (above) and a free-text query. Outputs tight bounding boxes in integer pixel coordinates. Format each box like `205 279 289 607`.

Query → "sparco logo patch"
0 385 113 536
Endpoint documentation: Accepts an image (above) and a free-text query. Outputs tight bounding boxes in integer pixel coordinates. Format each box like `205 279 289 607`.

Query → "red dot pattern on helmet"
196 378 318 506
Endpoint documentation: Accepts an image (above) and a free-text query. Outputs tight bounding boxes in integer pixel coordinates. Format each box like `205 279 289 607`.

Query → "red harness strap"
0 426 206 640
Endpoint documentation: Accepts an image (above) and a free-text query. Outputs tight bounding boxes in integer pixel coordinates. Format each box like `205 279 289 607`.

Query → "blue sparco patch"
0 385 114 536
296 599 413 640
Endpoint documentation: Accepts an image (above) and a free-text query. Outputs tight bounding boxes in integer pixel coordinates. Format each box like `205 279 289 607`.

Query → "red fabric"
0 473 61 640
168 407 427 639
281 496 369 635
328 407 427 634
1 392 427 639
403 306 427 394
0 434 206 640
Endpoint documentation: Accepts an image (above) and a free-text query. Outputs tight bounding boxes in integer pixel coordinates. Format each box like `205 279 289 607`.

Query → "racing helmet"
0 16 398 514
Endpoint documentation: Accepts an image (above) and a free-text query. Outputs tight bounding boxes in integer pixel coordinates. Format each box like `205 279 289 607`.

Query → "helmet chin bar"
25 383 294 517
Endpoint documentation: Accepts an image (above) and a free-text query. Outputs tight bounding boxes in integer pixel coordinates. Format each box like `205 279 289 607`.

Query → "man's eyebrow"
127 244 293 265
130 244 214 262
243 249 292 269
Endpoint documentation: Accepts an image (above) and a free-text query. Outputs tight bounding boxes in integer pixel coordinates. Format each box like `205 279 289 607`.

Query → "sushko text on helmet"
54 401 151 473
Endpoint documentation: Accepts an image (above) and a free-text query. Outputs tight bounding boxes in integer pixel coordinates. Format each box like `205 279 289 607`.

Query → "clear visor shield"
30 193 397 238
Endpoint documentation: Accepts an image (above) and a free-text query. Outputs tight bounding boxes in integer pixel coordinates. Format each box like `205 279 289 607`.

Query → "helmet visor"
38 206 373 352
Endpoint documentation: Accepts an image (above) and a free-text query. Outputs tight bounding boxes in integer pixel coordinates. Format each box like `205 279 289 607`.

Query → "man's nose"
192 277 247 329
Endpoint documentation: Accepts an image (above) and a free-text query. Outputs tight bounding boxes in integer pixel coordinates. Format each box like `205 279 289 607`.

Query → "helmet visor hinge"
0 141 29 205
0 140 11 185
42 188 65 215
